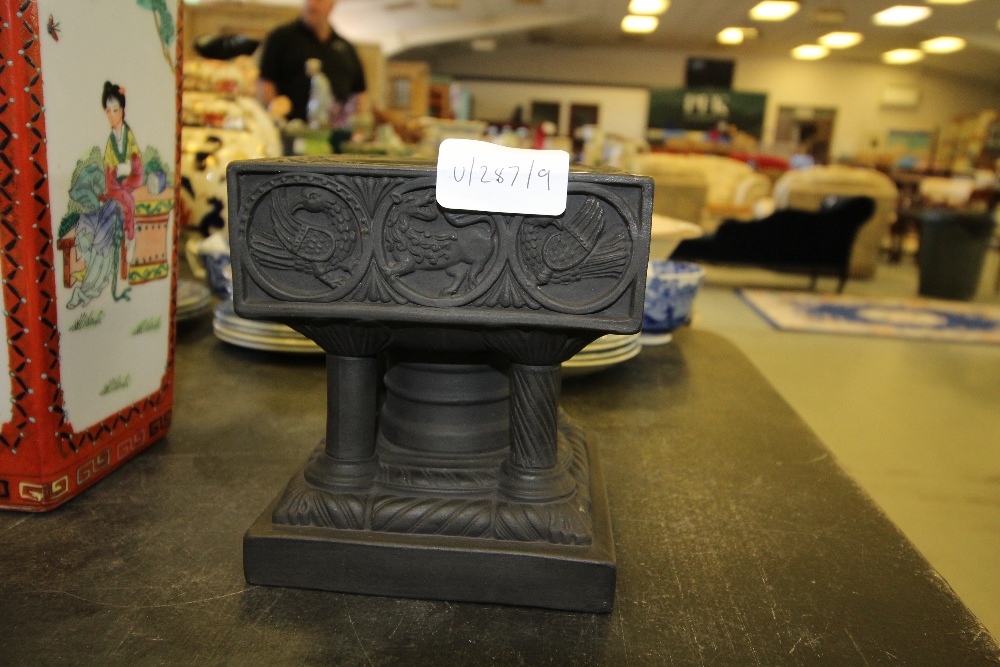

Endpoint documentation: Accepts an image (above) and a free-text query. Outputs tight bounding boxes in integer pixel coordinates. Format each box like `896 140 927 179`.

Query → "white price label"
435 139 570 216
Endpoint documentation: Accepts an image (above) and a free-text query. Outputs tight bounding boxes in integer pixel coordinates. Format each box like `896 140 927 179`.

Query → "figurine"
305 58 334 130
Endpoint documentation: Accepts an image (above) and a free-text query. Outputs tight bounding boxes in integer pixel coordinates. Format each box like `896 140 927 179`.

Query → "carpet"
737 289 1000 344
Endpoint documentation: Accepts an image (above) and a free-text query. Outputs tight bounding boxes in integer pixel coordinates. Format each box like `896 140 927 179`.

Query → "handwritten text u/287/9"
452 157 552 192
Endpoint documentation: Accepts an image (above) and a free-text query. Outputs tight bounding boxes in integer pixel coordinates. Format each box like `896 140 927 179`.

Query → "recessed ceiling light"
749 1 800 21
873 6 932 26
629 0 669 15
920 36 967 53
882 48 925 64
791 44 829 60
621 15 658 33
717 27 745 44
818 31 863 48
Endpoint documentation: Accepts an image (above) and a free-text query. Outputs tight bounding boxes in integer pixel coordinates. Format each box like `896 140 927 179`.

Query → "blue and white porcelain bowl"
185 231 232 298
642 260 705 341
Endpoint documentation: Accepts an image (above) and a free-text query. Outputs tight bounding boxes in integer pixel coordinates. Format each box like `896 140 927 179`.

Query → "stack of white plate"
176 279 212 322
561 333 642 377
213 299 323 354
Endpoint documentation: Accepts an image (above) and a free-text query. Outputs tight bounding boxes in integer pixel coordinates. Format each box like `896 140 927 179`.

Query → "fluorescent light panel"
749 1 800 21
882 48 925 64
628 0 669 15
818 31 863 48
921 36 966 53
791 44 829 60
717 27 745 44
621 14 658 33
873 6 932 26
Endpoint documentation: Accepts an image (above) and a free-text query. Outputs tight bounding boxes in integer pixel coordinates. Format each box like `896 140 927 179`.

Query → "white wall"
460 80 649 139
427 44 1000 159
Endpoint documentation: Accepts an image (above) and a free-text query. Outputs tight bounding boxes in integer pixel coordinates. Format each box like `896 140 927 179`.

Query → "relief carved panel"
231 161 652 332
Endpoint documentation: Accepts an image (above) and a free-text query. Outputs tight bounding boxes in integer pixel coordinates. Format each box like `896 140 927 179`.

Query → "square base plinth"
244 442 616 613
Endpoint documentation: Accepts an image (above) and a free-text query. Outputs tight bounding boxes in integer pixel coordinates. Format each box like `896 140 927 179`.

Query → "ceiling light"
621 15 658 33
872 6 932 26
920 36 966 53
791 44 829 60
882 48 925 64
818 31 863 48
715 27 758 44
750 1 800 21
629 0 669 15
717 27 745 44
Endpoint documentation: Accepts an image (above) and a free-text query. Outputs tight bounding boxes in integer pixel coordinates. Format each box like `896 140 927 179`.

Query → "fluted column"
508 364 560 470
483 330 592 502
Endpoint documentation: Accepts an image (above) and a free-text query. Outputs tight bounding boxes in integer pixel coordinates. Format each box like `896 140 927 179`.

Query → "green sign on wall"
648 88 768 139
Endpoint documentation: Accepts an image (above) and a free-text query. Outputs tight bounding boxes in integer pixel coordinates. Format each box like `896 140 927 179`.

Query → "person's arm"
256 48 292 121
256 28 282 110
257 78 278 108
348 91 369 113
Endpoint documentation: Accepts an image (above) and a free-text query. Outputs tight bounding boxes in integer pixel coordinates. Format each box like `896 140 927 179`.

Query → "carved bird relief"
522 197 629 286
384 189 495 296
542 197 604 270
251 186 360 288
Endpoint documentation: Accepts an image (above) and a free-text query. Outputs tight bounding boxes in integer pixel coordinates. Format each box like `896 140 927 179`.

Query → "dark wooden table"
2 320 997 665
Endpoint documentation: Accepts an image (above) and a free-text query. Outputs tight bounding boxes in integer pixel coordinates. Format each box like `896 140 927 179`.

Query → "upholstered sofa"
632 153 709 225
771 165 899 279
672 196 877 293
633 153 772 231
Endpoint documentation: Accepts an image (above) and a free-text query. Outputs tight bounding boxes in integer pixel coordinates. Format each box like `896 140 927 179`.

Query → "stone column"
292 321 391 491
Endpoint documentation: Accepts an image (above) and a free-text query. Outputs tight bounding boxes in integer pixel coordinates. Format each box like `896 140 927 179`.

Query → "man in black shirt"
257 0 367 149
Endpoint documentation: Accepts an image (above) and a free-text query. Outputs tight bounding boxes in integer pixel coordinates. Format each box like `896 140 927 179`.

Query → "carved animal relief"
235 165 648 330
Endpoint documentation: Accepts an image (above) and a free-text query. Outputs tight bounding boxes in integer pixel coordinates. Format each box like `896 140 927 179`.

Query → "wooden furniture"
384 60 430 119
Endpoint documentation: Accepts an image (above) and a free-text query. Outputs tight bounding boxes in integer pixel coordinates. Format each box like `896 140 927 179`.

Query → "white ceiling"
254 0 1000 83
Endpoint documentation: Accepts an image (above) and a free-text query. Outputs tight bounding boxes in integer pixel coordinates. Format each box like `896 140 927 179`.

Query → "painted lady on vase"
57 81 173 310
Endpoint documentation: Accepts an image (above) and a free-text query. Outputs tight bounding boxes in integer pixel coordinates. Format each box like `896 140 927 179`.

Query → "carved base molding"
244 415 616 612
271 414 593 544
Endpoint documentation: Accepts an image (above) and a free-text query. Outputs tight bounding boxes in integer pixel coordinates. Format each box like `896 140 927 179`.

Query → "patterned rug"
737 289 1000 344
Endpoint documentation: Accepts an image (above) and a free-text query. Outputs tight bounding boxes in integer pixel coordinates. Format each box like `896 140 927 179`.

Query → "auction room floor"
690 252 1000 637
